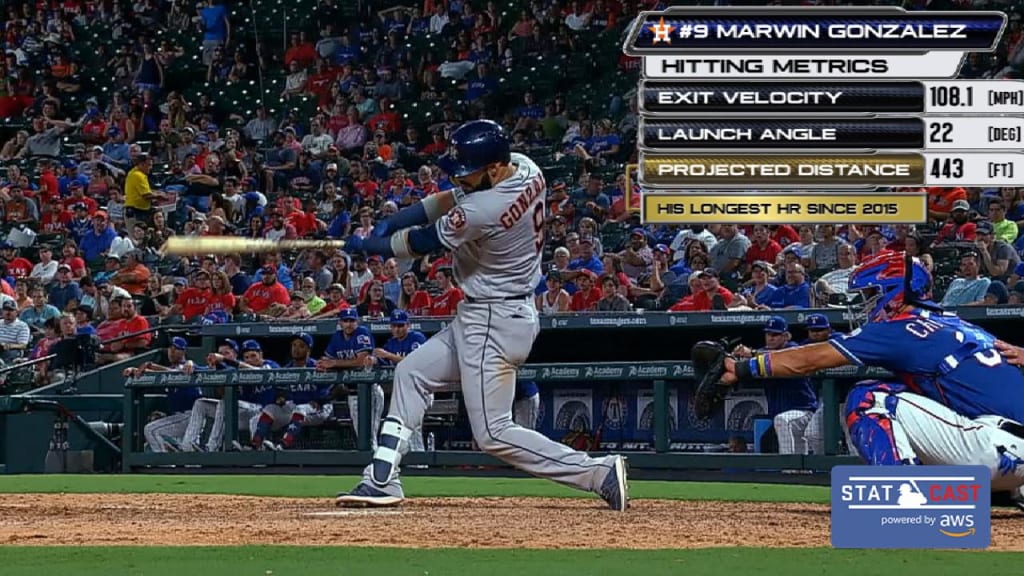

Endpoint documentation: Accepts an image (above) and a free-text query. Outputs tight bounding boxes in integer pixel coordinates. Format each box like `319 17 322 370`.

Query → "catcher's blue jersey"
827 310 1024 422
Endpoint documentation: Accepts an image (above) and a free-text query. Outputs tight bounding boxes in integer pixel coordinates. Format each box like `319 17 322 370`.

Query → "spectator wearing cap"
801 314 834 344
174 270 213 322
40 196 72 235
182 150 223 214
79 211 117 264
240 265 291 318
975 220 1020 281
536 271 571 313
735 317 821 455
564 236 604 286
984 281 1011 306
110 251 152 296
29 247 58 285
618 228 653 281
0 243 32 280
570 269 601 312
940 252 991 307
933 199 977 245
739 260 777 310
635 244 683 310
74 305 97 336
103 125 131 167
0 299 30 361
68 203 93 244
48 264 82 312
94 255 122 285
677 268 742 311
928 186 969 222
573 175 611 222
58 162 90 199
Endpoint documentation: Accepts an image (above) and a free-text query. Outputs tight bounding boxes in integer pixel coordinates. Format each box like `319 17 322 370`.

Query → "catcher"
690 252 1024 497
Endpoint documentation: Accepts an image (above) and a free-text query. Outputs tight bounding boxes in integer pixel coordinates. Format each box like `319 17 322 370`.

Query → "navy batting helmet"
437 120 511 178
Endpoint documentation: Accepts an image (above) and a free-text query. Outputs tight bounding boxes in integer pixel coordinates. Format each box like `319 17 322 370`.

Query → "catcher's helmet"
847 251 930 323
437 120 511 178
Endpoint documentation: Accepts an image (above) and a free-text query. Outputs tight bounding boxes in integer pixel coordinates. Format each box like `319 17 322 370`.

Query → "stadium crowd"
0 0 1021 391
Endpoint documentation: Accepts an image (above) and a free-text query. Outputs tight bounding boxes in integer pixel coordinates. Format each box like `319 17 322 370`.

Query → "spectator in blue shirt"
740 260 778 309
48 264 83 312
199 0 230 66
573 176 611 222
463 62 497 105
767 263 811 309
568 237 604 277
79 212 117 264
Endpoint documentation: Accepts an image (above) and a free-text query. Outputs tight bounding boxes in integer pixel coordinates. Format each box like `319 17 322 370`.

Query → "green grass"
0 547 1018 576
0 474 830 503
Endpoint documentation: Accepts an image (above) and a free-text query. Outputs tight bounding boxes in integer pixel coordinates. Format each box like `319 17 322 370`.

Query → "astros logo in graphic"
648 17 675 44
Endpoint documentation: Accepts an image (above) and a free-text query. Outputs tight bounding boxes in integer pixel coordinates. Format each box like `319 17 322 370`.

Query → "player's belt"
998 419 1024 440
464 294 533 304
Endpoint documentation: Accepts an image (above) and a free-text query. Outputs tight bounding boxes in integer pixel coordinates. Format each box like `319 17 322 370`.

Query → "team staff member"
734 317 821 456
801 313 834 344
373 310 428 451
318 308 384 450
124 153 169 229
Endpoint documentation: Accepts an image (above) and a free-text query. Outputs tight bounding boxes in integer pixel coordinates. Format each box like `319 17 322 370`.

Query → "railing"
120 363 881 472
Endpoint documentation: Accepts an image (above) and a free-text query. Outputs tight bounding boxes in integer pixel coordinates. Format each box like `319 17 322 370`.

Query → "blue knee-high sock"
282 414 304 448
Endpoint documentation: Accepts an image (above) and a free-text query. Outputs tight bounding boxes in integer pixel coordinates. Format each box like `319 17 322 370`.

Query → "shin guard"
370 416 413 486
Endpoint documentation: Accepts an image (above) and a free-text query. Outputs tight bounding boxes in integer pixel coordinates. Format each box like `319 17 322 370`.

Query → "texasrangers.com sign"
831 465 990 549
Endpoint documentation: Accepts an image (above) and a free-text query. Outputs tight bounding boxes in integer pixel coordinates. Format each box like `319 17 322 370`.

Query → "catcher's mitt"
690 338 740 420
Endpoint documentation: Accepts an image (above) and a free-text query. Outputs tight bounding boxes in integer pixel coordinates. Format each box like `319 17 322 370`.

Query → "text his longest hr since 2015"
654 202 901 216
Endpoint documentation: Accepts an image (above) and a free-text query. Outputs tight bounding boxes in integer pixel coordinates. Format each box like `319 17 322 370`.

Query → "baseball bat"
160 236 347 256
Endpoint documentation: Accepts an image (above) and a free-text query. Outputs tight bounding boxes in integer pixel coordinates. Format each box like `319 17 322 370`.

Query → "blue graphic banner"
831 465 990 549
624 9 1005 53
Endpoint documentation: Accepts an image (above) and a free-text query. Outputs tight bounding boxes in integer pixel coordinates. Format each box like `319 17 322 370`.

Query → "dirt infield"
1 493 1022 549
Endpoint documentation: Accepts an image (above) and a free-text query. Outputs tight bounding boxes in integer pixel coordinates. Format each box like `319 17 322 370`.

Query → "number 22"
532 203 545 253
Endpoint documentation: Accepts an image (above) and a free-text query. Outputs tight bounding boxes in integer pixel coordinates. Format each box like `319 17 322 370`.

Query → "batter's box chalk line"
303 510 405 517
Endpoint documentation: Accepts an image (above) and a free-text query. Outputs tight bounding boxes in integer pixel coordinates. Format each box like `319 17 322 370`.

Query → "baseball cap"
77 304 94 320
805 313 831 330
389 310 409 325
697 267 719 278
653 243 670 255
292 331 314 347
630 228 646 238
952 199 971 212
750 260 774 274
1 300 16 311
261 265 276 274
0 241 13 249
57 263 72 272
326 163 338 171
171 336 188 350
987 281 1010 305
338 308 359 321
223 338 240 352
764 316 788 334
368 255 383 263
242 339 262 351
976 220 994 234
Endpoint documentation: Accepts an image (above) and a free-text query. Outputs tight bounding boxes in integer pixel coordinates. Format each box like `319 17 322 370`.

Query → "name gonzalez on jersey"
499 176 544 229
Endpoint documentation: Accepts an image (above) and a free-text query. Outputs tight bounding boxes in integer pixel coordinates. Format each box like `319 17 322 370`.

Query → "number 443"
930 158 964 180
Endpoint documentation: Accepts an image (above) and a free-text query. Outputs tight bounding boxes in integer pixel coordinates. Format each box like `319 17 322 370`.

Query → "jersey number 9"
532 203 544 254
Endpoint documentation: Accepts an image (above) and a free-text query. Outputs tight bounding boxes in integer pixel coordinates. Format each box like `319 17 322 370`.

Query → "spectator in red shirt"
933 199 978 245
687 268 741 311
745 224 782 271
37 159 60 204
97 296 152 365
570 269 601 311
240 266 291 318
1 244 33 279
40 196 71 233
311 283 351 318
397 272 431 316
770 225 800 248
365 98 401 135
61 242 88 279
174 270 213 322
283 31 317 68
429 267 464 317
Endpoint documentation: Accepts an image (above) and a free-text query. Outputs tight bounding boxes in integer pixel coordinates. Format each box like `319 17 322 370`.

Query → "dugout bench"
119 362 883 473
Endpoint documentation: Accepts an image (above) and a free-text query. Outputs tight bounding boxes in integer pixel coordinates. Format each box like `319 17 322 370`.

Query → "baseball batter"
336 120 627 510
719 252 1024 493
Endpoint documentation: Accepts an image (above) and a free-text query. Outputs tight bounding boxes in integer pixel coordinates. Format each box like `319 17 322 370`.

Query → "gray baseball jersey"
435 152 545 300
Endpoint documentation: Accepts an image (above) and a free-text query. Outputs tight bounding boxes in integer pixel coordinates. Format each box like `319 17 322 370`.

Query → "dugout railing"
119 363 882 472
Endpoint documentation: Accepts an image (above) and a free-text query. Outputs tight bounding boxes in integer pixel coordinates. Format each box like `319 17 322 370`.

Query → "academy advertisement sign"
831 465 990 549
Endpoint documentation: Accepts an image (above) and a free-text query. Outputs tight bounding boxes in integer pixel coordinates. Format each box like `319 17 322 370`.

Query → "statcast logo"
831 465 990 549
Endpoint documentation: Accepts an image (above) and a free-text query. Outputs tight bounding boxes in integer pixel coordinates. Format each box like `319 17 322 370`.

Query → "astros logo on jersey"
446 207 468 232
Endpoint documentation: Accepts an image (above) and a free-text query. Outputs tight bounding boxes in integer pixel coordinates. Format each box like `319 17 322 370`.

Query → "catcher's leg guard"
370 416 413 487
844 381 920 466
